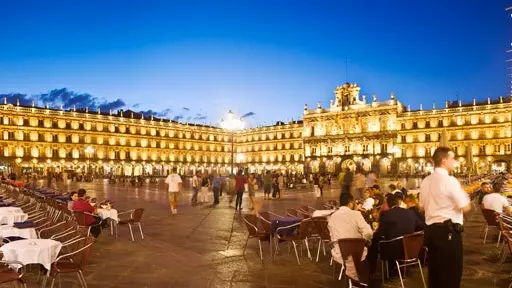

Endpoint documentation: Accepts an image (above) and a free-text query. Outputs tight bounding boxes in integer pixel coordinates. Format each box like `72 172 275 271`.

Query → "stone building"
0 82 510 177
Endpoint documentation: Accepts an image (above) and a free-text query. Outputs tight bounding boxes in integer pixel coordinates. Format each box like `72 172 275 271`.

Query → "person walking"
277 173 284 199
248 174 257 210
212 173 222 206
164 167 183 215
191 171 200 206
200 173 210 204
419 147 471 288
234 170 247 210
272 175 280 199
313 173 321 198
263 171 272 200
351 168 365 200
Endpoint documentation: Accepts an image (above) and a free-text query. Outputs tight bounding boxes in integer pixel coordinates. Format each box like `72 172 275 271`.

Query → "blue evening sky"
0 0 510 126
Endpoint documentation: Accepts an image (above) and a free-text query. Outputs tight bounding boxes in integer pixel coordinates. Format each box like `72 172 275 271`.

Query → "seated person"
482 187 512 215
478 182 493 207
67 191 78 211
361 188 375 211
396 182 407 198
368 193 425 274
72 189 104 237
404 194 425 224
375 194 425 240
328 194 373 281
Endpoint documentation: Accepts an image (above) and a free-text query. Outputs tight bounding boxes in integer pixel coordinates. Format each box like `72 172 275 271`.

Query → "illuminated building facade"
303 83 512 176
0 82 511 177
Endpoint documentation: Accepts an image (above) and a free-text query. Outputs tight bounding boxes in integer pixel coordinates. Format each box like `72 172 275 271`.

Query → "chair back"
402 231 424 261
298 218 316 239
337 238 369 284
132 208 145 222
298 209 311 219
242 214 261 237
287 209 300 218
258 211 272 222
378 236 404 261
77 236 95 269
73 211 88 226
313 218 331 240
482 208 499 227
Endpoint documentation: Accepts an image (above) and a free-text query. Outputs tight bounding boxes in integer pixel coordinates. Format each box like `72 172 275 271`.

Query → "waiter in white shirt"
419 147 471 288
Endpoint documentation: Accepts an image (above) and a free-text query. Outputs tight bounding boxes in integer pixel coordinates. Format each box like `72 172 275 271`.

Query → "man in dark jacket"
368 193 425 274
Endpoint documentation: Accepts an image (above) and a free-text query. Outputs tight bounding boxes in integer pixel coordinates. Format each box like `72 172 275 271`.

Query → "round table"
0 226 37 239
0 208 28 226
97 208 119 235
97 208 118 222
0 239 62 270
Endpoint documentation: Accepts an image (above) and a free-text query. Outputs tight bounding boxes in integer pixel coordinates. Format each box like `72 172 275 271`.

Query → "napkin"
13 221 35 229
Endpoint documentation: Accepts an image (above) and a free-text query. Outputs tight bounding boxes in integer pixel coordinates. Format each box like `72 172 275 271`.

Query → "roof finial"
16 99 19 106
3 97 6 105
98 107 101 114
32 100 35 107
73 105 76 111
60 104 63 110
390 91 395 100
487 97 490 105
420 104 423 111
473 98 476 106
407 105 410 112
432 102 435 110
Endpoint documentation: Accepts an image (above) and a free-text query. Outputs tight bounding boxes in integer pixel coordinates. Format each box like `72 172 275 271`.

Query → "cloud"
0 93 33 106
242 112 255 118
99 99 126 111
1 88 206 123
138 108 173 118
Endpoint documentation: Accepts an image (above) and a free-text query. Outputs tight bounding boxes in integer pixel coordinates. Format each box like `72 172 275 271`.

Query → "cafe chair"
313 218 331 262
481 208 501 245
274 219 313 265
73 211 102 238
47 236 95 288
242 214 272 261
258 211 284 222
337 238 369 287
117 208 145 241
0 258 27 288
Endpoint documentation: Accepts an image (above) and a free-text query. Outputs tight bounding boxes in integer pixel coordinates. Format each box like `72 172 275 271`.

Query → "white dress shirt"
482 193 510 213
328 206 373 263
362 198 375 210
419 168 470 225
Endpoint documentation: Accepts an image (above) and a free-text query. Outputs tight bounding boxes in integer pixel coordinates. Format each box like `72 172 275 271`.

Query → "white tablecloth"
0 210 28 226
0 226 37 239
97 208 119 222
0 239 62 270
0 207 23 214
312 210 335 218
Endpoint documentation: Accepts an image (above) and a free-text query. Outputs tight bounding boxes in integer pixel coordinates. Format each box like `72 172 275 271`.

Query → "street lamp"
220 110 244 175
85 146 95 174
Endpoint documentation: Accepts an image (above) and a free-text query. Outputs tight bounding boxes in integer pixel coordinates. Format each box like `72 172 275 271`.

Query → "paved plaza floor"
8 180 512 287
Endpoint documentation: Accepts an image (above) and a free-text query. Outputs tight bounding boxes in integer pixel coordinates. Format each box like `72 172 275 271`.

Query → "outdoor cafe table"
312 209 335 218
270 217 302 236
97 208 119 235
0 225 37 239
0 239 62 270
0 207 28 226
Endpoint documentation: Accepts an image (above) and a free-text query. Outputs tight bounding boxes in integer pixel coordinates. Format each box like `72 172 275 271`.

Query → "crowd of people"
326 147 476 287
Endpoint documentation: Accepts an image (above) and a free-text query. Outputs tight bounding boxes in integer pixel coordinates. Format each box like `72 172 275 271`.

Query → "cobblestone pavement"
9 180 512 287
